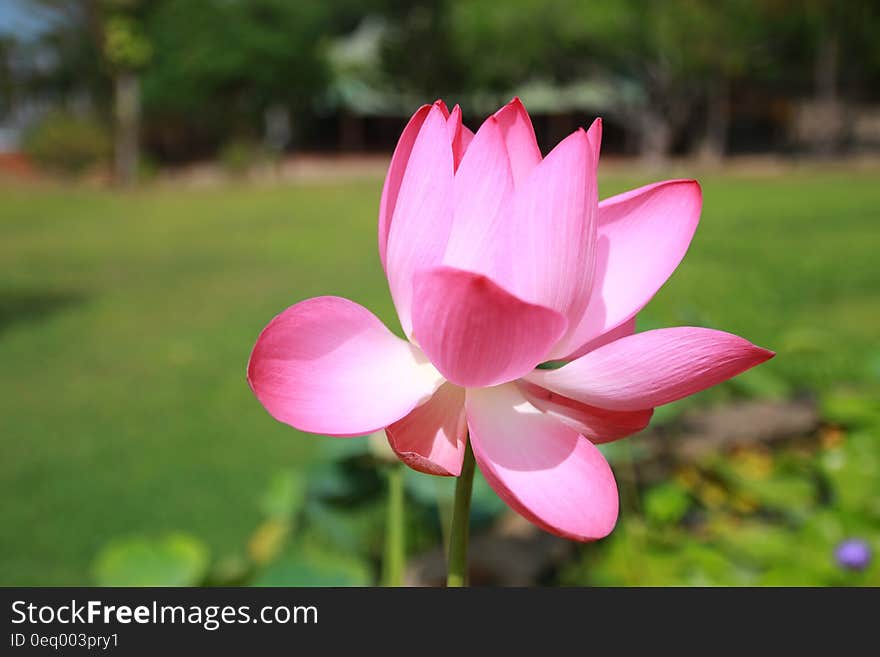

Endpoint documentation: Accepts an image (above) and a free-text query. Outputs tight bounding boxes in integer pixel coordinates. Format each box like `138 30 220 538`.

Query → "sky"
0 0 58 150
0 0 54 41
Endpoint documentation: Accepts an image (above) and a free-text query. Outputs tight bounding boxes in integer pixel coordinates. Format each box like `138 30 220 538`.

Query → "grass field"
1 167 878 585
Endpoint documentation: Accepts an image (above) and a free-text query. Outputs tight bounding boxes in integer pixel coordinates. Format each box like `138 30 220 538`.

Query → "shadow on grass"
0 289 88 335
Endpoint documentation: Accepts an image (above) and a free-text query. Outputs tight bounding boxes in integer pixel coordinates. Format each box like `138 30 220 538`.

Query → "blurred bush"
218 139 274 177
561 385 880 586
23 112 111 176
88 430 513 587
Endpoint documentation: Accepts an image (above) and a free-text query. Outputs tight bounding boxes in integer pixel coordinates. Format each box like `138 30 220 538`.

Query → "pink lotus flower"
248 99 774 541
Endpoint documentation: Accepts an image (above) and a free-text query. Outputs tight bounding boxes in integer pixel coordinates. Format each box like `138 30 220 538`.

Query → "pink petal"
517 380 653 444
378 104 431 271
248 296 443 436
460 123 474 153
562 179 703 357
434 99 450 118
586 117 602 162
466 384 619 541
385 105 455 337
446 104 472 170
527 327 775 412
442 115 514 279
569 316 636 359
386 383 466 476
411 266 566 388
500 129 598 359
493 97 542 187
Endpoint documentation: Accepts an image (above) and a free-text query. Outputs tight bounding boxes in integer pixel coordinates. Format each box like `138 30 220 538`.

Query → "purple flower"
835 539 872 571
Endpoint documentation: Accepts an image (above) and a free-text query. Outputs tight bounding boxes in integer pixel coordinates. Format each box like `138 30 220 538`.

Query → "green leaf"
301 499 385 553
403 468 454 505
736 472 815 512
644 482 692 526
470 469 508 519
259 470 307 521
403 466 505 520
821 431 880 519
253 551 370 587
306 463 359 500
716 522 794 564
92 533 209 586
820 390 880 428
316 436 372 461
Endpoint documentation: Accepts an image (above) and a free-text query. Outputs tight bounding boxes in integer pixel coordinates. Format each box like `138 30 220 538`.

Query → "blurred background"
1 0 878 587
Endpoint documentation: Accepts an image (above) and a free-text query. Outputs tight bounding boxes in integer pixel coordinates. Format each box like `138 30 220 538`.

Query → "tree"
556 0 752 165
140 0 331 159
447 0 732 163
0 37 16 119
101 1 152 186
380 0 466 100
758 0 880 155
18 1 148 183
21 1 109 108
20 0 340 163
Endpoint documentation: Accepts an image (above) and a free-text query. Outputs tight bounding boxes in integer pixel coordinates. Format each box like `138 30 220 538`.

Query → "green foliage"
141 0 330 133
219 139 274 177
447 0 766 92
563 382 880 586
404 463 507 524
756 0 880 86
821 390 880 429
725 367 792 401
17 0 880 164
253 551 370 587
103 15 152 70
91 459 377 586
260 471 308 522
380 0 465 98
23 112 111 175
92 534 210 586
821 430 880 520
1 170 879 584
644 483 692 527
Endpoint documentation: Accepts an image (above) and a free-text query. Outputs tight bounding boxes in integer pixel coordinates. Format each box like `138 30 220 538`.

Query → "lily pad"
92 533 209 586
253 551 370 587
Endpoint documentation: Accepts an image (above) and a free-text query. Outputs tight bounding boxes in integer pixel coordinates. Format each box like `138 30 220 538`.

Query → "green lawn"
1 168 878 585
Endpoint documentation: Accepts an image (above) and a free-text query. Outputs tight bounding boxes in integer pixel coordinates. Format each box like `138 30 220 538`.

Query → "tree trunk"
697 80 730 165
637 106 673 168
264 103 291 154
114 71 140 186
812 30 842 157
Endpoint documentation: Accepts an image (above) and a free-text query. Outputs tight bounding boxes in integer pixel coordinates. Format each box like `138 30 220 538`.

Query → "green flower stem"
382 463 406 587
447 437 476 587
